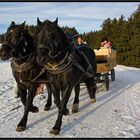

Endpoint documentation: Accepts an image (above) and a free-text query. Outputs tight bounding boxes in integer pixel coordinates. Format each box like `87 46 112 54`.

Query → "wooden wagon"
94 47 117 91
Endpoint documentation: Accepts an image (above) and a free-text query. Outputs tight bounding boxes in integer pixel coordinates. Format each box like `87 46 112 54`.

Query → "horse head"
1 21 34 60
34 17 69 66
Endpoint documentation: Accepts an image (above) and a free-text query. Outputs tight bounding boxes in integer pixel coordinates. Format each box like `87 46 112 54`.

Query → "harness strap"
73 61 94 78
73 50 95 78
79 51 93 70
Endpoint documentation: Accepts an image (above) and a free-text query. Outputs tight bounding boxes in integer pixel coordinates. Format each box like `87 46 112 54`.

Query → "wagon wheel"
111 69 115 81
102 73 109 91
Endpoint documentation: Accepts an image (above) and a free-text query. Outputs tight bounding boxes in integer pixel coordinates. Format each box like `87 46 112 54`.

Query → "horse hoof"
72 103 79 113
63 108 69 116
30 106 39 113
91 98 96 103
50 129 60 135
16 126 26 132
44 106 51 111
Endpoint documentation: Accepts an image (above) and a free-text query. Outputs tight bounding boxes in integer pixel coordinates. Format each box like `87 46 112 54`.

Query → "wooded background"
0 5 140 68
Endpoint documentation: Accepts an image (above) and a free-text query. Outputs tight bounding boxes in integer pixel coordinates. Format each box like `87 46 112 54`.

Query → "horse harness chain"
44 47 95 80
11 54 46 86
44 49 74 74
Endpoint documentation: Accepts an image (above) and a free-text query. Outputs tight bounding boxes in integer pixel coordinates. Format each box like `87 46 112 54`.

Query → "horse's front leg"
50 86 73 135
18 87 27 106
44 83 52 111
52 87 61 109
72 83 80 113
16 84 38 132
18 85 38 113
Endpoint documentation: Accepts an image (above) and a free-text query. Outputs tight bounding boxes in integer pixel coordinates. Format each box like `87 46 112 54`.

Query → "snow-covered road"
0 61 140 138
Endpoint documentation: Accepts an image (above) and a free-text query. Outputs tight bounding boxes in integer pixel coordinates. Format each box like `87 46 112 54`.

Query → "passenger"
100 38 112 48
77 36 87 46
75 36 89 49
108 41 113 48
104 42 111 48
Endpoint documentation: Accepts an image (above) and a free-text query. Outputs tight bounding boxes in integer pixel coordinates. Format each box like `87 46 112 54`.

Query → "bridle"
3 30 29 59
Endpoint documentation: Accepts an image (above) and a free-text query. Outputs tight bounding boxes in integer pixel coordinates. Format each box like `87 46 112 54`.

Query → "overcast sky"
0 2 140 34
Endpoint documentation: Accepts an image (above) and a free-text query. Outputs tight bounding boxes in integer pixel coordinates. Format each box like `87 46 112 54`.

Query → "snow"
0 61 140 138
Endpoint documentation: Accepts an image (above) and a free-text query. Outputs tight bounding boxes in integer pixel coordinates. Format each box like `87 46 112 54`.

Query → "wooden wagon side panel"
94 48 117 73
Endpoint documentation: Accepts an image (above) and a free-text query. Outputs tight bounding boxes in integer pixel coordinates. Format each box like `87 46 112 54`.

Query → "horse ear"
37 17 42 26
21 21 26 28
53 17 58 26
10 21 15 27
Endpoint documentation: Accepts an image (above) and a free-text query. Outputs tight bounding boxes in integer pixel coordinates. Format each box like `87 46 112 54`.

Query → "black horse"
0 21 52 131
35 18 97 135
